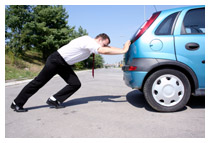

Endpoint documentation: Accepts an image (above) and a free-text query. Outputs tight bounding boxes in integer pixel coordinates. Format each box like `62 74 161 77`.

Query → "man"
11 33 131 112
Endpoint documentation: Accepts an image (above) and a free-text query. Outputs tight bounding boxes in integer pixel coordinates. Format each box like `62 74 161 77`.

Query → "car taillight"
129 66 137 71
131 11 161 43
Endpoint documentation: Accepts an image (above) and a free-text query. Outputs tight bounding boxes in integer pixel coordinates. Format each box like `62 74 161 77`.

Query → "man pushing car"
11 33 131 112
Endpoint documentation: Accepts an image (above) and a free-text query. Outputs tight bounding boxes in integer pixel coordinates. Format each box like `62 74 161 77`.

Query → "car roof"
158 5 205 14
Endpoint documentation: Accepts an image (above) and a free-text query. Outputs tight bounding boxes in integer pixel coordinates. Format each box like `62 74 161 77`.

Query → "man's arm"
98 40 131 55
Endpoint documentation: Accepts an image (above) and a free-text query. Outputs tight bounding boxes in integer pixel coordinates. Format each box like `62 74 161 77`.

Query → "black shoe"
46 98 65 109
11 102 28 112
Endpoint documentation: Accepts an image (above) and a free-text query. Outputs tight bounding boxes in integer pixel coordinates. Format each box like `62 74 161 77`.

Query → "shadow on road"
26 95 126 110
187 95 205 108
63 95 126 107
126 90 155 112
126 90 205 112
26 91 205 111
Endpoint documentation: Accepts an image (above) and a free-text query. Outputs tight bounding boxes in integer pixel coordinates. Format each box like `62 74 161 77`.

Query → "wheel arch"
141 60 198 94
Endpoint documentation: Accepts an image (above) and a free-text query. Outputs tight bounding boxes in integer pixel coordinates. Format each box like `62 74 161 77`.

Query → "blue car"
123 5 205 112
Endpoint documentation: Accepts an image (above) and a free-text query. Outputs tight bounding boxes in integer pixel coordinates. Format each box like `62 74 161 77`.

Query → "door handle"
185 43 200 51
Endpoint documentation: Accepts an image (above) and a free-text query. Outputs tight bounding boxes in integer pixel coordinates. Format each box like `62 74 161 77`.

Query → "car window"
155 12 179 35
182 8 205 34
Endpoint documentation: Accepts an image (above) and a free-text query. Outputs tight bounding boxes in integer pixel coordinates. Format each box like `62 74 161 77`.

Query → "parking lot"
5 68 205 138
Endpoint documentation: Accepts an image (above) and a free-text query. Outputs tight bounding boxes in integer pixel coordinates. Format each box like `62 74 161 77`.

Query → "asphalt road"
5 68 205 138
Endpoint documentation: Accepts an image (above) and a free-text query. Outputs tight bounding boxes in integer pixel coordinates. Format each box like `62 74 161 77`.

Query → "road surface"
5 68 205 138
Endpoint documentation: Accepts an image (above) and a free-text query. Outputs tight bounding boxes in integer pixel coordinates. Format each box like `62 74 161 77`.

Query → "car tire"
143 69 191 112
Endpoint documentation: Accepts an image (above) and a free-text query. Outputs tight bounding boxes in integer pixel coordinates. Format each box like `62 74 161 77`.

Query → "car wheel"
143 69 191 112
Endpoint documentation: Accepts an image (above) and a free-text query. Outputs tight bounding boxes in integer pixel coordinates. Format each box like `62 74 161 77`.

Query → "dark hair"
95 33 111 44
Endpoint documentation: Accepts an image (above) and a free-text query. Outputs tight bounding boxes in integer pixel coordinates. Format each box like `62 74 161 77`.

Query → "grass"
5 50 44 81
5 65 38 81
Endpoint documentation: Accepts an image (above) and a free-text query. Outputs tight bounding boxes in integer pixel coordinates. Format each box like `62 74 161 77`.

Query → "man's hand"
98 40 131 55
123 40 131 53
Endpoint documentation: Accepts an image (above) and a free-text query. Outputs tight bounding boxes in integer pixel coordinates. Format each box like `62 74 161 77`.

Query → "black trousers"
14 51 81 107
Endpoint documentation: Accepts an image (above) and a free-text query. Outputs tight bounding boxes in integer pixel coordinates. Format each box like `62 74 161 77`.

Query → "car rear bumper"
123 71 147 89
122 58 157 89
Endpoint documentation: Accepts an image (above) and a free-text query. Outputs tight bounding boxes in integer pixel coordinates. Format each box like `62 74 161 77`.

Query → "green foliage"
5 5 104 75
5 5 32 56
5 50 44 80
95 54 104 68
82 54 104 69
72 26 88 38
74 62 86 70
21 5 74 61
5 64 38 80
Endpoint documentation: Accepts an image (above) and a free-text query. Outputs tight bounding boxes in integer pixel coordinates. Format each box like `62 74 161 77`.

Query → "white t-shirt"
58 36 101 65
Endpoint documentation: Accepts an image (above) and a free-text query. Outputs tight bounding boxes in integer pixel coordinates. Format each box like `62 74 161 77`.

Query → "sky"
63 5 192 64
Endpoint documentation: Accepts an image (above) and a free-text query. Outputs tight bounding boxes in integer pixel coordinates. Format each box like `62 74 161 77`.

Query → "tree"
5 5 32 56
83 54 104 69
5 5 104 69
72 26 88 38
22 5 74 61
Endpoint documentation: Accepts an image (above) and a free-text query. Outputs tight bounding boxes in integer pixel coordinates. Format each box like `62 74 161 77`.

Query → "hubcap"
152 74 184 107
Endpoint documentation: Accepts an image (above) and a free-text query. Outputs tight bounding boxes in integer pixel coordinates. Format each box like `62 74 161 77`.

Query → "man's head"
95 33 111 47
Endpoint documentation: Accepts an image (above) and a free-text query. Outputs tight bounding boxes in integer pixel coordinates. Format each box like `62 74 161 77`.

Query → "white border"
3 0 207 5
1 0 208 143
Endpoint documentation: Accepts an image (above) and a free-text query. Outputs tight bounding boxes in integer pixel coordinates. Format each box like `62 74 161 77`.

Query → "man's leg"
13 53 58 108
52 66 81 103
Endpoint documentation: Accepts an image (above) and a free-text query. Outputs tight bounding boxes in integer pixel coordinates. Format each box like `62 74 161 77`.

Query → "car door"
174 7 205 89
